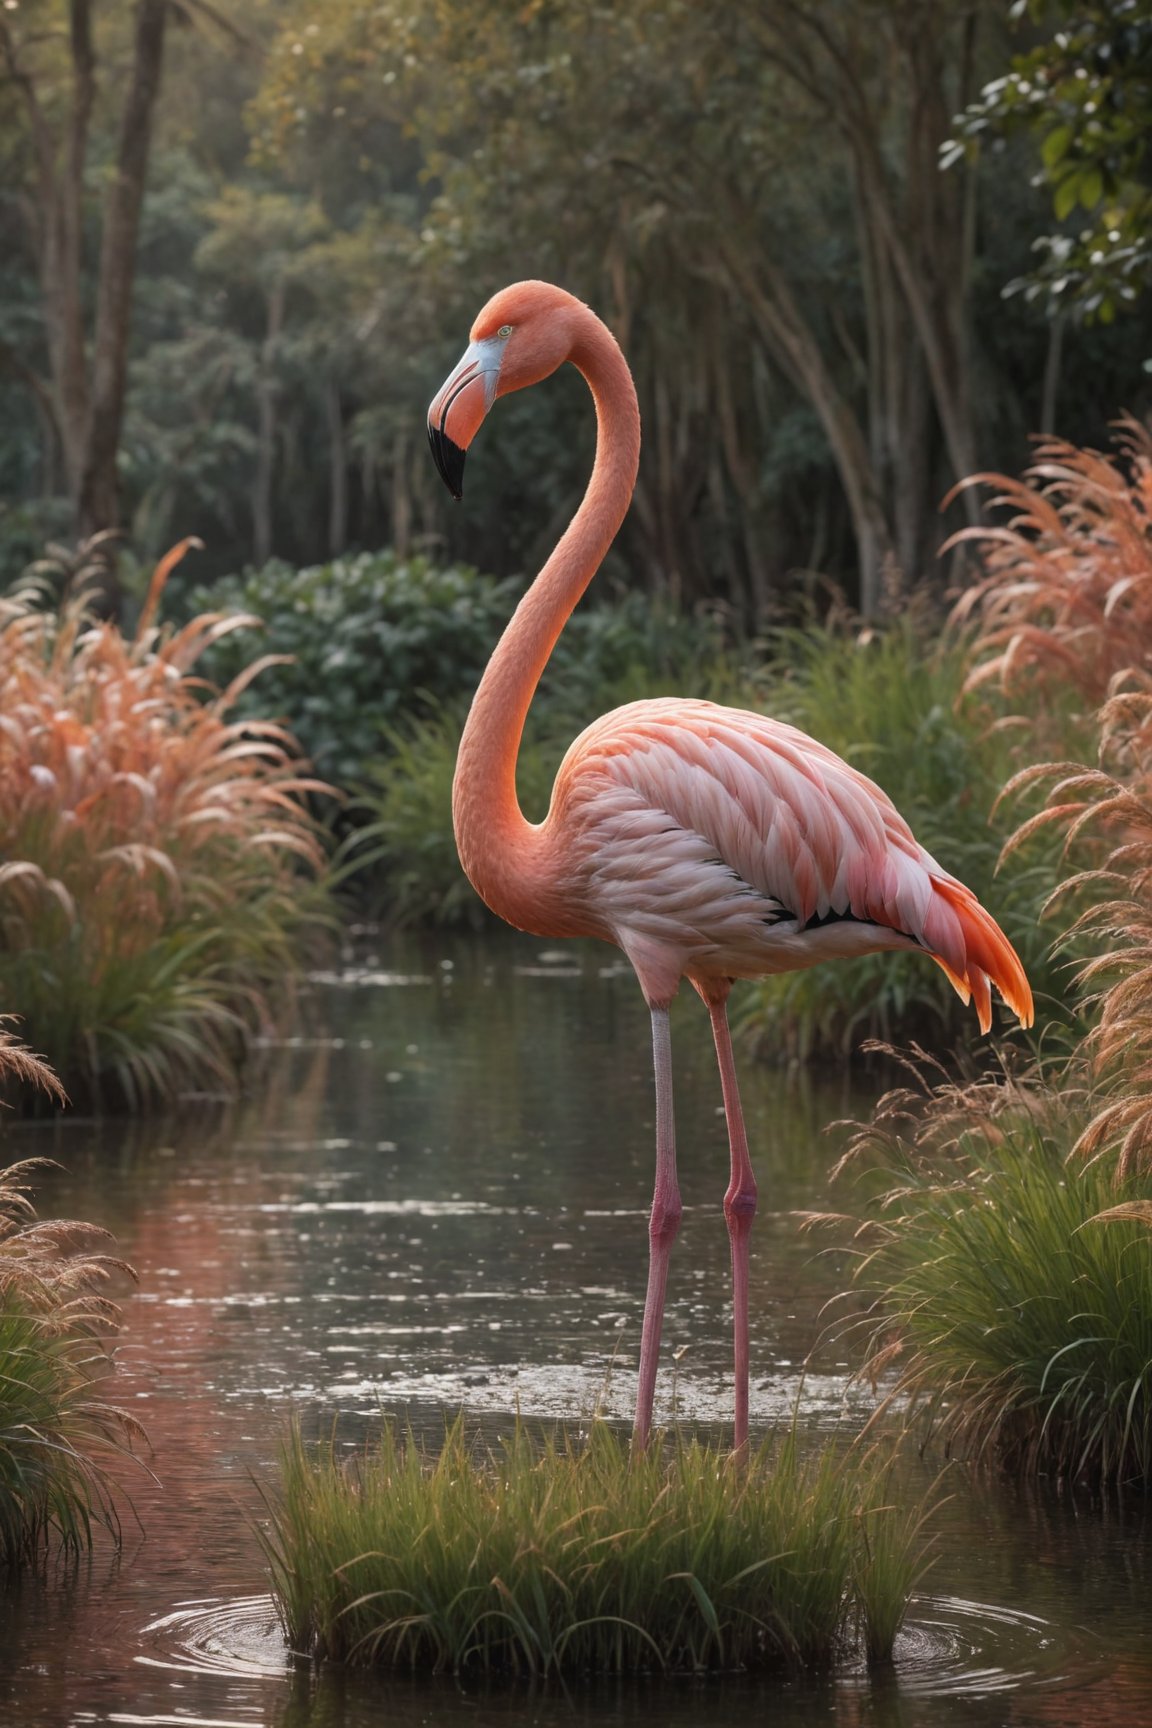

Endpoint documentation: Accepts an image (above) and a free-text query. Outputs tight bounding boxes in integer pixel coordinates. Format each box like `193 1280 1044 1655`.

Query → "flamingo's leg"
634 1004 681 1451
706 991 757 1451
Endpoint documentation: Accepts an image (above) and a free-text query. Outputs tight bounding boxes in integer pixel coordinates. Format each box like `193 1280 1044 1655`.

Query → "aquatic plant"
827 1059 1152 1485
0 541 333 1108
261 1416 932 1675
0 1157 139 1557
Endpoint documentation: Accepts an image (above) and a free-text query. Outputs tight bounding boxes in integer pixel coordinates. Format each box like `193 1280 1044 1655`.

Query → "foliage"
737 612 1068 1060
828 1059 1152 1485
262 1416 932 1674
949 0 1152 321
184 553 523 791
0 1157 139 1557
0 542 333 1109
3 0 1147 626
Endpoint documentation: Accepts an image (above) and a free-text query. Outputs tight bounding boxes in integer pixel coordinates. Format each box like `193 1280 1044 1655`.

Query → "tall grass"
1003 690 1152 1179
0 542 333 1108
826 1060 1152 1485
957 425 1152 1174
952 418 1152 712
262 1418 933 1675
0 1156 140 1556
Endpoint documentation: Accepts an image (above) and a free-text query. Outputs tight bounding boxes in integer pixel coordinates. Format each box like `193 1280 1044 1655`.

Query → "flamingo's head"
427 281 581 500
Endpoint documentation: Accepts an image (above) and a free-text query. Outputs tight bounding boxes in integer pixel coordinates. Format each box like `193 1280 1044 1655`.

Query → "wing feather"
555 697 1033 1028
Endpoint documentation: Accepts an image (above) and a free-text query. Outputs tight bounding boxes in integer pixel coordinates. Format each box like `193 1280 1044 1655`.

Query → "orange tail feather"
930 877 1034 1033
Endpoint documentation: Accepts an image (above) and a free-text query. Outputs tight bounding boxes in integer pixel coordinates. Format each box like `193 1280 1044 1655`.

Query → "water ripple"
138 1594 296 1680
883 1593 1096 1697
137 1588 1097 1701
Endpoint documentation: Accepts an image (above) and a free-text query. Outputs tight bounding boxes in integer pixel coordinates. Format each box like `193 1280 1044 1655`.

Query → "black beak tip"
428 424 466 502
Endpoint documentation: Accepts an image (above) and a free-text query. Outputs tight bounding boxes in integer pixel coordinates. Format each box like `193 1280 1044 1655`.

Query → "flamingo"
427 280 1033 1451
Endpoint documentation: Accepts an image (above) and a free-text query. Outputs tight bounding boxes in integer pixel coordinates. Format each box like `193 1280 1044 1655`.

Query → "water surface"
0 931 1148 1727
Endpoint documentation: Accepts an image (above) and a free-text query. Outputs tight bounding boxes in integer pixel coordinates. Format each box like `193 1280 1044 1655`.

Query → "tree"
948 0 1152 322
195 189 330 565
0 1 239 580
280 0 1001 615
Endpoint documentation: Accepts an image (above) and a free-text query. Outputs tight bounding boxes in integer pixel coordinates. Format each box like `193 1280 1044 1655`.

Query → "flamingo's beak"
427 332 510 501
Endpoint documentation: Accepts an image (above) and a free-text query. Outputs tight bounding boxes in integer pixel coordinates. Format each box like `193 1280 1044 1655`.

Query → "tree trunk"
78 0 168 542
253 277 286 567
1040 314 1065 434
391 431 412 556
718 239 894 618
326 376 348 555
1 1 96 506
749 3 983 535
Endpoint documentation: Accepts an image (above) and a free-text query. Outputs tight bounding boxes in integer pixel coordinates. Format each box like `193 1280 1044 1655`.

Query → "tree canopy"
950 0 1152 323
0 0 1148 619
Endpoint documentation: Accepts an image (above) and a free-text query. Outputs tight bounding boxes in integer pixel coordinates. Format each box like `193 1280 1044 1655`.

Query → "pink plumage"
547 697 1029 1030
429 280 1033 1452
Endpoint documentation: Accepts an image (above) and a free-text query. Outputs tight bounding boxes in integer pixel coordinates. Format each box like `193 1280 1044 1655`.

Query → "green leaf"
1041 125 1071 170
1079 168 1104 211
1053 173 1080 221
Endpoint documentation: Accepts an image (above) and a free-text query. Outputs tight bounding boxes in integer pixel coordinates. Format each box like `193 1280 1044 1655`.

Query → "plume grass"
951 418 1152 712
1001 692 1152 1179
0 542 333 1107
261 1417 933 1675
957 428 1152 1173
0 1157 140 1557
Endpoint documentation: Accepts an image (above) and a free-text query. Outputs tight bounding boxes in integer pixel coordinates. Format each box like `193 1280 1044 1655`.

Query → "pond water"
0 930 1149 1727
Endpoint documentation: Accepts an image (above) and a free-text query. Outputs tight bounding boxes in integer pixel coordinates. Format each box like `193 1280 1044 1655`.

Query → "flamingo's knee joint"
724 1187 758 1226
649 1196 682 1247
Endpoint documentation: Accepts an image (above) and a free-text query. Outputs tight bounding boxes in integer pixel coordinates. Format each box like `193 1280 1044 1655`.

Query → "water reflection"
0 930 1147 1728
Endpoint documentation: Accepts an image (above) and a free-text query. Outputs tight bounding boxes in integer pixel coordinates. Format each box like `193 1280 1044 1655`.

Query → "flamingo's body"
429 281 1032 1450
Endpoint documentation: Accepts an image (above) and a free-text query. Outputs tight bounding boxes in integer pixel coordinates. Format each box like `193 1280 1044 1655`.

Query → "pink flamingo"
428 280 1033 1451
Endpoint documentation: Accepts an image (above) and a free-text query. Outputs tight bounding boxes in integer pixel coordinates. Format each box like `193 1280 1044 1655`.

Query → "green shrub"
184 553 523 790
831 1064 1152 1485
262 1416 932 1674
186 551 734 798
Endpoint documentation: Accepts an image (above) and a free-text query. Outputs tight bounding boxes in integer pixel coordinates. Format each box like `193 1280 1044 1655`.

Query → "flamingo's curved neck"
451 313 641 924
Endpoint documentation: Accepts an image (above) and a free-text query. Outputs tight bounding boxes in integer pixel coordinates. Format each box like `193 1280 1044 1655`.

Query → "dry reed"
0 541 333 1107
0 1155 140 1556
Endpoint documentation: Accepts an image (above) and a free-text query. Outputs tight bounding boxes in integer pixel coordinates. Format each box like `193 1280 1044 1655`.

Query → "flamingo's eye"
497 324 513 338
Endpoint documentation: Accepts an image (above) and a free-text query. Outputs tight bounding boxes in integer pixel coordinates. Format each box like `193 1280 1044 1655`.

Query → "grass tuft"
0 1156 140 1557
829 1060 1152 1485
0 543 334 1107
261 1417 933 1675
